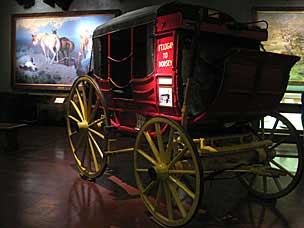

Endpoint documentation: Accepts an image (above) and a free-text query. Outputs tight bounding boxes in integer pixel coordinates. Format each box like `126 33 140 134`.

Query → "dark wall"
0 92 66 124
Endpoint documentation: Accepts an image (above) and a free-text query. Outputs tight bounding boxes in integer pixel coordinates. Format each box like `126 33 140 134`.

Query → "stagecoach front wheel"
67 76 109 180
240 112 303 199
134 117 203 227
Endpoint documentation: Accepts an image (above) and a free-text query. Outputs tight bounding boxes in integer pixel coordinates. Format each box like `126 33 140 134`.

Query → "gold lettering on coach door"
158 41 173 68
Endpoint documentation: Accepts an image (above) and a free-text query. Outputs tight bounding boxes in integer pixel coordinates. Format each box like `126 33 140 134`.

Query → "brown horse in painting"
59 37 75 65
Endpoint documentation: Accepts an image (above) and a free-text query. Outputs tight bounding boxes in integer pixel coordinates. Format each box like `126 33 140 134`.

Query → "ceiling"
16 0 74 10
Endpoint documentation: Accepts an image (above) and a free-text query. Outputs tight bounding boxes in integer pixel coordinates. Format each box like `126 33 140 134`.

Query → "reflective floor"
0 125 304 228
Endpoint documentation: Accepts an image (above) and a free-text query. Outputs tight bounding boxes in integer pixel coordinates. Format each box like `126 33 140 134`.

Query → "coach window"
133 23 154 78
93 38 100 76
93 35 108 79
100 35 108 79
110 29 131 86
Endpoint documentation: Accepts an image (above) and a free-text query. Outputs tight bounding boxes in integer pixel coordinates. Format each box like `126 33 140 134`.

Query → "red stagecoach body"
92 2 299 133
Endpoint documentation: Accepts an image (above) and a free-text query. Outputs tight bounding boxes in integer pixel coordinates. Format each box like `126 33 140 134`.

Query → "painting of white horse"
32 33 60 64
13 11 118 89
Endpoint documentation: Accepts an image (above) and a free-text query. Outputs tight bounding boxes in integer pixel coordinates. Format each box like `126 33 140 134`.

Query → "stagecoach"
66 2 303 227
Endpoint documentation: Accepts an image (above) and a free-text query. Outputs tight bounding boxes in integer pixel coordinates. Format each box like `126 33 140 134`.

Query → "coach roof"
93 1 233 38
93 5 159 38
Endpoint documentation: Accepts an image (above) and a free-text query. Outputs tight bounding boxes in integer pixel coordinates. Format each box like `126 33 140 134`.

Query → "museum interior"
0 0 304 227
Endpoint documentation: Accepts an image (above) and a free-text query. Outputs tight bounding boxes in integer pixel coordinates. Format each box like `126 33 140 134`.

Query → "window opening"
110 29 131 87
133 23 154 78
93 36 108 79
100 35 108 79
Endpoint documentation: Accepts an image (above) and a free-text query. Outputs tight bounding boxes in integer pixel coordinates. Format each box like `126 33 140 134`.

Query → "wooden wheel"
134 117 203 227
67 76 109 180
240 112 303 199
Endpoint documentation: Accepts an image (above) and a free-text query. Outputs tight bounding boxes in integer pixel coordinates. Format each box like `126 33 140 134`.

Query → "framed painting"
12 10 120 91
254 7 304 92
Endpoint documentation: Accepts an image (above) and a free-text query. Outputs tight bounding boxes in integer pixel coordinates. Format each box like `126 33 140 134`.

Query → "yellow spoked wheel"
67 76 109 180
240 112 303 199
134 117 203 227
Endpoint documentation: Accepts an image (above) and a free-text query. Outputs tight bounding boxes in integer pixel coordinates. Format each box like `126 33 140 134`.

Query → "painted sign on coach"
156 35 174 74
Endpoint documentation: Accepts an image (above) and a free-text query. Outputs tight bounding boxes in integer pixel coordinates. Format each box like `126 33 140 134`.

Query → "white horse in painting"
32 33 60 64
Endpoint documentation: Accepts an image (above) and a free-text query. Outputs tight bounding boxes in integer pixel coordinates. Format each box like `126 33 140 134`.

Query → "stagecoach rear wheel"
67 76 109 180
240 112 303 199
134 117 203 227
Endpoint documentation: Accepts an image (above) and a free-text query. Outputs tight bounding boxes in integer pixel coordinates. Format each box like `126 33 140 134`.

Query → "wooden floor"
0 125 303 228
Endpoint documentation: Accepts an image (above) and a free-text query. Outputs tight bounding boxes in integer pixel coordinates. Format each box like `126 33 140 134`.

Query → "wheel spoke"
270 160 295 178
168 169 196 175
136 168 148 173
273 177 283 192
88 136 99 172
89 103 100 123
81 139 88 167
80 82 88 120
269 136 289 151
69 129 78 137
88 132 104 159
68 114 81 123
155 123 165 160
154 181 162 213
70 100 84 121
143 180 156 194
136 149 157 166
269 119 279 140
163 181 173 220
165 127 174 163
144 131 161 162
88 116 105 127
75 87 86 120
72 132 85 154
87 84 93 120
88 127 105 140
275 154 299 158
168 181 187 218
169 176 195 199
168 147 188 169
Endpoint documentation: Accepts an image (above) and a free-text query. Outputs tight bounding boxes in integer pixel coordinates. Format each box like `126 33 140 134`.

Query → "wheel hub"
148 164 168 181
77 121 88 129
